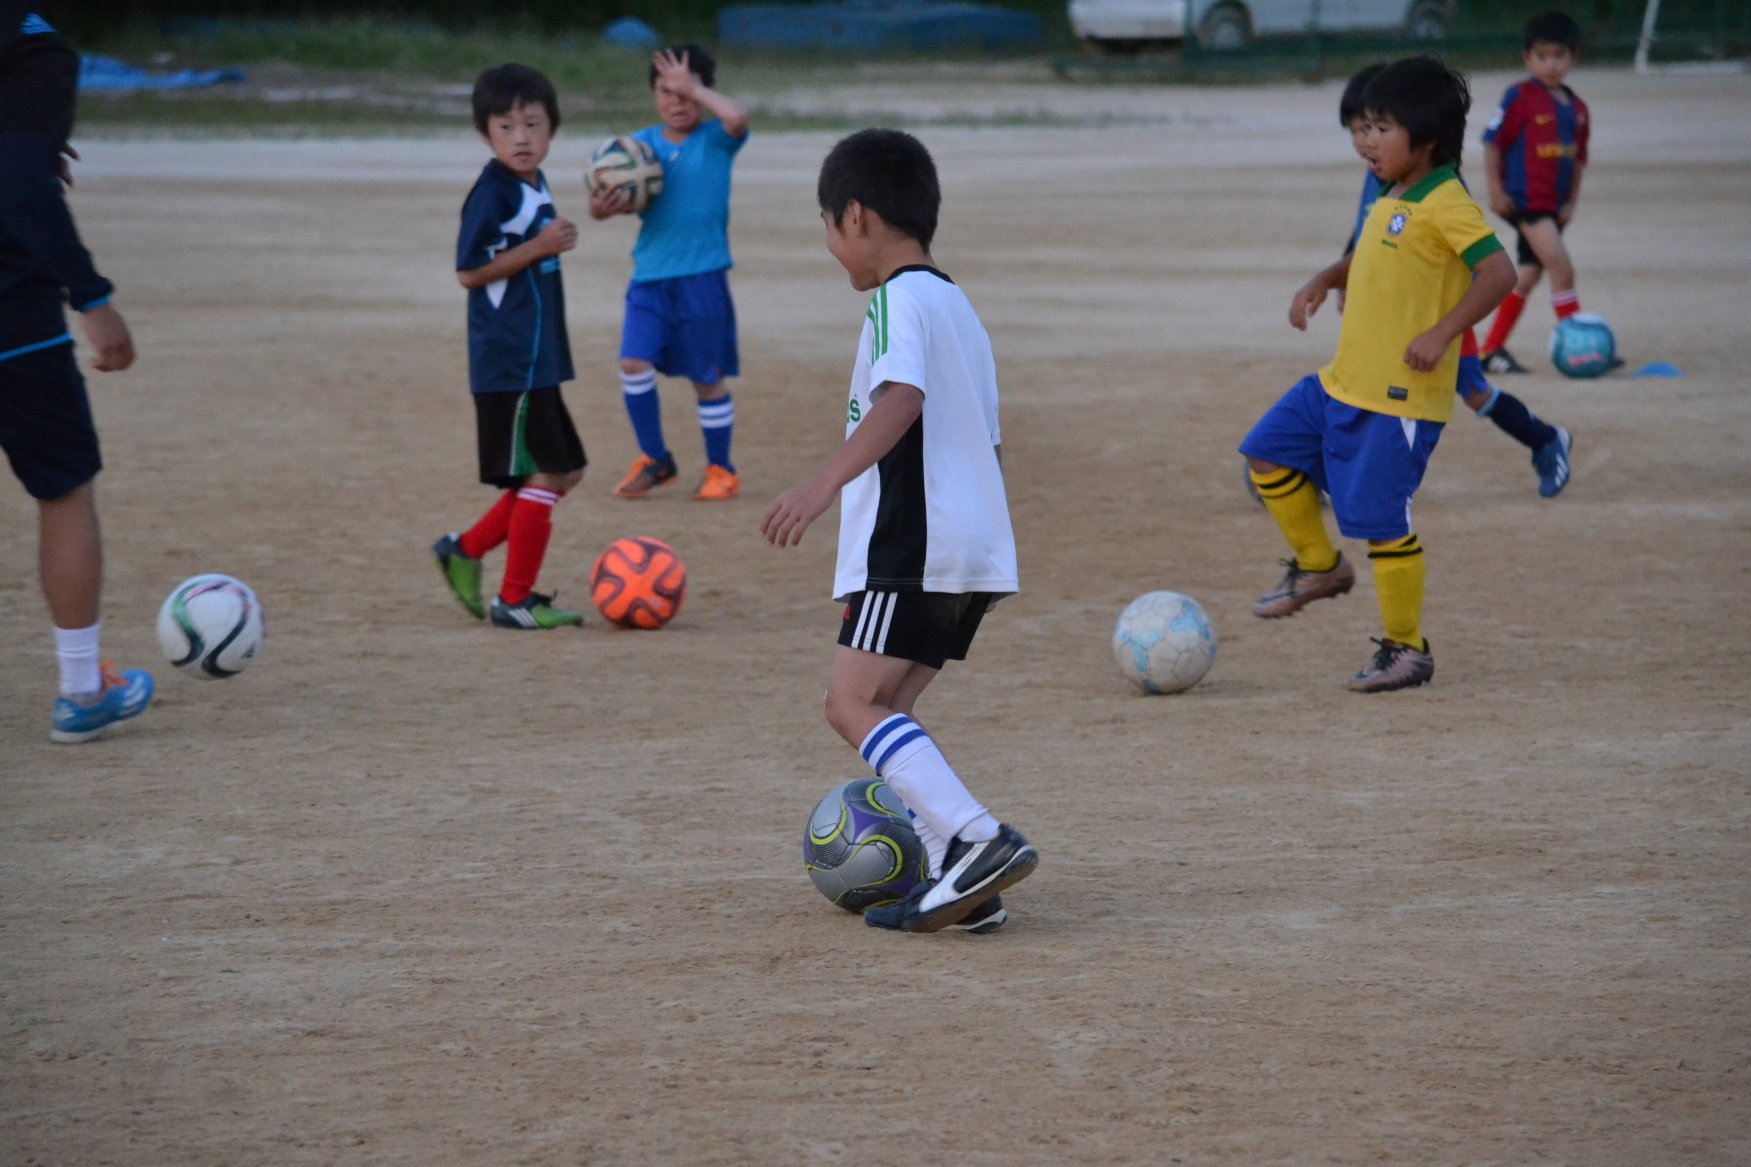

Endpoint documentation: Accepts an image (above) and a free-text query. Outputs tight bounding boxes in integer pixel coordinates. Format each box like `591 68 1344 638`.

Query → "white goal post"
1634 0 1750 74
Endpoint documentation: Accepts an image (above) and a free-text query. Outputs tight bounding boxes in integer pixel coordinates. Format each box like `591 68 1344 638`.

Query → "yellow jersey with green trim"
1320 166 1504 424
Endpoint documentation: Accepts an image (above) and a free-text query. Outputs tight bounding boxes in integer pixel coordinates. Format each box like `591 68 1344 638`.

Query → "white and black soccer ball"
803 779 928 913
156 574 264 679
585 135 664 213
1112 591 1217 695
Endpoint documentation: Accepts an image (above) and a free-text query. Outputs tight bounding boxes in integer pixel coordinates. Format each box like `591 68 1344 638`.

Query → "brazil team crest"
1388 213 1408 236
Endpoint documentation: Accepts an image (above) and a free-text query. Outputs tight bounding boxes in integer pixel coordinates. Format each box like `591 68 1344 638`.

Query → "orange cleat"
613 453 677 499
692 465 740 501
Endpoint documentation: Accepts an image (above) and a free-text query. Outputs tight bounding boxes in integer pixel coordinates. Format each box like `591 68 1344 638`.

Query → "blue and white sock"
1478 384 1558 452
697 392 734 472
620 369 668 462
54 622 102 698
860 714 999 850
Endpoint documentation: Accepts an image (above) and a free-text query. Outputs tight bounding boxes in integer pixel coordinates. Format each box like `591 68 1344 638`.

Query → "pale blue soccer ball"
1549 313 1617 379
1111 591 1217 695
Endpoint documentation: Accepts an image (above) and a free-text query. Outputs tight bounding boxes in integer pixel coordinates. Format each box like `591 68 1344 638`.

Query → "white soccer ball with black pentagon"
1112 590 1216 694
803 779 928 913
156 574 264 679
585 135 664 212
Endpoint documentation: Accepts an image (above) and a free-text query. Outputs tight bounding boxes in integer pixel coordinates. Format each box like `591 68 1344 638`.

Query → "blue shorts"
620 269 739 386
1240 373 1443 542
0 340 102 501
1455 353 1487 399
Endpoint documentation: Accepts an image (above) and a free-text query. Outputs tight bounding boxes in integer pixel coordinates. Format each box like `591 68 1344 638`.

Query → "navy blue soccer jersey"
456 160 574 394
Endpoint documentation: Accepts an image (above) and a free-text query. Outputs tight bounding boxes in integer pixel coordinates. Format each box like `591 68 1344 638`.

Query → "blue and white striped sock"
620 369 668 462
697 392 734 472
859 713 998 848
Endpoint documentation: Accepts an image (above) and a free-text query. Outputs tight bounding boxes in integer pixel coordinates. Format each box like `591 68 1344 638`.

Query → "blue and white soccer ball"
1112 591 1217 694
1549 313 1617 379
156 573 264 679
803 779 928 913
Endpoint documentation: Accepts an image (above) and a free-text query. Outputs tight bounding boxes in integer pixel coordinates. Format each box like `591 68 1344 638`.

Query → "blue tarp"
719 1 1042 53
79 54 245 93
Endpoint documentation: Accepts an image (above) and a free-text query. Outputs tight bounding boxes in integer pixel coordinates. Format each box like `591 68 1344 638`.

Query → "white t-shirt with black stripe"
833 267 1019 603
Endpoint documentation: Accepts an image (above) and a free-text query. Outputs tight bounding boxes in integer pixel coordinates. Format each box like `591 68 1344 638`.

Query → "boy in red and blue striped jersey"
1478 10 1595 374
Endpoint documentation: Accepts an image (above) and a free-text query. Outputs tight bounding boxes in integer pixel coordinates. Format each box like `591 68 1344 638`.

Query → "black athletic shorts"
474 386 586 488
1505 210 1561 267
0 340 101 500
837 590 997 670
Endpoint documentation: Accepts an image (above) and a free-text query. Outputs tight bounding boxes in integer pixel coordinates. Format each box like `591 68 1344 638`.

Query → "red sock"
459 490 517 560
1552 290 1580 320
1483 290 1527 354
1460 327 1480 358
500 486 559 606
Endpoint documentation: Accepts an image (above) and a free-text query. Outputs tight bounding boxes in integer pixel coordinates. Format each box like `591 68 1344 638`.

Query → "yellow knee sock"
1250 467 1337 572
1368 534 1425 648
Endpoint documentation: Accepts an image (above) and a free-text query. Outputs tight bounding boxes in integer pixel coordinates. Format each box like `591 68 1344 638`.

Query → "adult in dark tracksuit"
1 4 153 742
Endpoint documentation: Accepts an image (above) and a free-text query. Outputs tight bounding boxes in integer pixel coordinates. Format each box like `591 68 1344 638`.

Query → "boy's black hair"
1362 55 1471 172
650 44 716 89
0 28 77 143
471 63 560 134
817 128 940 251
1523 10 1582 51
1339 63 1386 127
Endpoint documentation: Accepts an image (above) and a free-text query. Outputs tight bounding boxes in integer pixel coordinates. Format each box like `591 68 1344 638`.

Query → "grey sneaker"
1532 426 1573 498
1347 638 1435 692
1253 553 1356 619
432 533 484 619
489 592 584 630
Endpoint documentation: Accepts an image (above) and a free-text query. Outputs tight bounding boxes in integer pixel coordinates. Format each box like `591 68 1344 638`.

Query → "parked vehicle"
1067 0 1453 52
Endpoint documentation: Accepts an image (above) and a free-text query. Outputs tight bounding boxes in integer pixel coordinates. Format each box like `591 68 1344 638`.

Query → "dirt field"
3 68 1747 1165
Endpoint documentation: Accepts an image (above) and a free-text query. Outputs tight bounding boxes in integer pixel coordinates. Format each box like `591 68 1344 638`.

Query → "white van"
1067 0 1453 51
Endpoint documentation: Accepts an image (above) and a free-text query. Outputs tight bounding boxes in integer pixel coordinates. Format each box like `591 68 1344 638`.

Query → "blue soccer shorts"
1454 352 1488 400
619 269 740 386
1239 373 1444 542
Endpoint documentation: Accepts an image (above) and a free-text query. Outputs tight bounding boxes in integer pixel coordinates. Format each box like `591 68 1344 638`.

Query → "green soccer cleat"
432 533 484 619
490 591 584 630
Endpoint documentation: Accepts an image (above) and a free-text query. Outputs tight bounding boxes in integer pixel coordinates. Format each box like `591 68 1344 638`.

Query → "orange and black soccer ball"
589 536 686 629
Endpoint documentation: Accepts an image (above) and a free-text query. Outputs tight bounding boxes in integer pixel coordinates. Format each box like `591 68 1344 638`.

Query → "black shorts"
1505 210 1560 267
0 341 101 500
474 386 586 488
837 590 996 670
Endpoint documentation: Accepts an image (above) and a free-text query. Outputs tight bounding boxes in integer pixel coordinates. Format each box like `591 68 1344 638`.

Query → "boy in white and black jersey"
762 129 1037 934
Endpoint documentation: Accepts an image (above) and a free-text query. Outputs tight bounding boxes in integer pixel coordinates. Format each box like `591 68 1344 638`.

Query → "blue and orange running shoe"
51 662 154 744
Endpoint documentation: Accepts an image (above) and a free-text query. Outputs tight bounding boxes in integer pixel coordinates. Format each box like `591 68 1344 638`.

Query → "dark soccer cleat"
1532 426 1573 498
865 824 1037 933
1347 637 1435 693
1482 347 1529 375
947 895 1007 934
432 532 485 619
1252 554 1355 619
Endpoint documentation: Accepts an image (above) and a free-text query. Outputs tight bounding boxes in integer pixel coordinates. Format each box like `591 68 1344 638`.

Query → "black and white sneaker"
865 824 1037 933
948 895 1007 935
1482 347 1529 374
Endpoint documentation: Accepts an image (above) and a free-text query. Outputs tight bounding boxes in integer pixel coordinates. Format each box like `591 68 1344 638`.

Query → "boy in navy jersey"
1312 64 1572 497
763 129 1037 933
590 46 749 502
432 64 588 630
1478 11 1595 374
1 6 154 742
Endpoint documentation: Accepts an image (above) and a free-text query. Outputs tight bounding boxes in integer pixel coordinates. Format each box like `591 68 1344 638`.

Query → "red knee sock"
459 490 517 560
500 486 559 605
1552 290 1580 320
1483 290 1527 353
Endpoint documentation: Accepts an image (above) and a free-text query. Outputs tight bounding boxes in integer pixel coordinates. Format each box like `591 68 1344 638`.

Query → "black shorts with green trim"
474 386 585 488
837 590 997 670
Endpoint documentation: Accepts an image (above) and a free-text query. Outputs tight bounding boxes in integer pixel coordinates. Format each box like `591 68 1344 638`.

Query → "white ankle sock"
54 622 102 698
859 714 998 848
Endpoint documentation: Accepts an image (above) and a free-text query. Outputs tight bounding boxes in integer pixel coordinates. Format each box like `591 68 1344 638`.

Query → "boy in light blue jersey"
591 45 749 502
